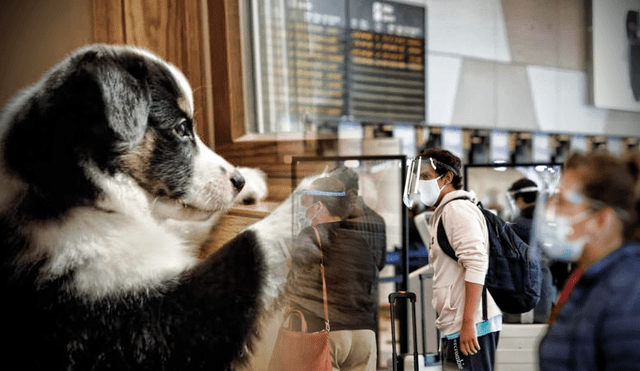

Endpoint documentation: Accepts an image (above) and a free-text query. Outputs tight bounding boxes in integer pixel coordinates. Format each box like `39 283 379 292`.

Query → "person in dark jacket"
329 166 387 271
536 151 640 370
287 176 379 371
507 178 538 243
328 166 387 363
507 178 554 323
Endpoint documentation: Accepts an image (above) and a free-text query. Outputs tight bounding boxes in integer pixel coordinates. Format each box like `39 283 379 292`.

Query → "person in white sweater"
413 147 502 371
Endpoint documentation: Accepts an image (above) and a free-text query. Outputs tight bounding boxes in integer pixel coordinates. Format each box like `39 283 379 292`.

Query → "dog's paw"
235 167 267 205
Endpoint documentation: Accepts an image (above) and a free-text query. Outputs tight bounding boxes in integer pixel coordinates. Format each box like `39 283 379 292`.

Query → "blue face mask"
296 201 321 232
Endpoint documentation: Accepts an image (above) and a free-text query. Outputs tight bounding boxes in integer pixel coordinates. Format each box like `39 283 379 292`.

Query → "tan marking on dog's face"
120 132 170 197
166 63 194 117
177 97 191 118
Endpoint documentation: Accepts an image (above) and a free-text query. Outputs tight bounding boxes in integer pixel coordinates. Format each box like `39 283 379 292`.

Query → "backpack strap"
436 196 489 321
436 218 458 262
435 196 469 262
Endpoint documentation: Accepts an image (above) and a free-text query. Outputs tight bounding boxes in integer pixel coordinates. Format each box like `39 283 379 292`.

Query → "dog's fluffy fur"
0 44 290 370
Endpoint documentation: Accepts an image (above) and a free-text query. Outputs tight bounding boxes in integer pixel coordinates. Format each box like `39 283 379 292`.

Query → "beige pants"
328 329 377 371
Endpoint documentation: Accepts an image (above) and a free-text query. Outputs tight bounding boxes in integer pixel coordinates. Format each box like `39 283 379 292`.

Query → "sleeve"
366 210 387 271
441 201 488 285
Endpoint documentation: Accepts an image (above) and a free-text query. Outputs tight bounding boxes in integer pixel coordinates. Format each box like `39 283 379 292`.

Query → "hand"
459 320 480 356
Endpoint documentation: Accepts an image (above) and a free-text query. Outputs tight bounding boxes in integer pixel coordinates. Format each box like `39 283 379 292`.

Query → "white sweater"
427 190 501 336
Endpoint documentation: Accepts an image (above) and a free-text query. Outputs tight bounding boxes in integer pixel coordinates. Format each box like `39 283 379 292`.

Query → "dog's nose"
231 170 245 192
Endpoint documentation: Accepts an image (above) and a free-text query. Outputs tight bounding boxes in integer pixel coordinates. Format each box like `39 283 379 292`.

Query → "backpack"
436 197 542 317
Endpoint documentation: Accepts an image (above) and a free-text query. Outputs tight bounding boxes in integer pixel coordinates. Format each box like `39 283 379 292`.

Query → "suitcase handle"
389 291 416 303
389 291 419 371
419 272 441 363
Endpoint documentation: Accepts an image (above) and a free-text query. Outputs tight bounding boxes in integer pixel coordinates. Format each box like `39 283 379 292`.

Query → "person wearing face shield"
536 151 640 371
504 179 555 324
328 166 387 356
507 178 539 242
286 176 379 371
404 148 502 371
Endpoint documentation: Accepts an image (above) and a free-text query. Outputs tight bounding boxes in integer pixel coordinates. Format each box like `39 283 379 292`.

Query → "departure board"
253 0 425 132
348 0 425 123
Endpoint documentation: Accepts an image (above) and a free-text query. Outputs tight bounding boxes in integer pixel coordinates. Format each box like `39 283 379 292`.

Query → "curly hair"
417 147 464 189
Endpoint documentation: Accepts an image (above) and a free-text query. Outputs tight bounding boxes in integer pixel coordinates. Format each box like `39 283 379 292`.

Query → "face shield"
403 156 458 208
507 186 539 204
403 156 423 208
505 186 539 216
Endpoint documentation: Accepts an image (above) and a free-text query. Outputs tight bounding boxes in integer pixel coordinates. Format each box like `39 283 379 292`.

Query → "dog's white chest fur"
23 171 197 299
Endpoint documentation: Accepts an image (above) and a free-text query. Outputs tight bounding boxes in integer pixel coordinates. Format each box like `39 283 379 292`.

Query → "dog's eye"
173 119 189 138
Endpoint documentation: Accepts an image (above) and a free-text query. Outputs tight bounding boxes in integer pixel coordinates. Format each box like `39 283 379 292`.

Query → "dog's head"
0 44 244 223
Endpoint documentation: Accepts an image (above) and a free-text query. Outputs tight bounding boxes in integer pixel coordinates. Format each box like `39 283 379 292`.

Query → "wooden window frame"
206 0 313 164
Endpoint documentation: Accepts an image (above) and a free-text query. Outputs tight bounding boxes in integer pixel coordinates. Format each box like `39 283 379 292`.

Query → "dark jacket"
538 241 640 370
343 201 387 271
509 205 534 244
287 222 378 332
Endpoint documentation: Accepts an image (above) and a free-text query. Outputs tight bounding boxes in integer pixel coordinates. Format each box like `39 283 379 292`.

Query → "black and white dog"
0 44 291 370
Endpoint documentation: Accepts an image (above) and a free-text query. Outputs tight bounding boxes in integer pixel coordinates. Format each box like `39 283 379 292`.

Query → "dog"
0 44 292 370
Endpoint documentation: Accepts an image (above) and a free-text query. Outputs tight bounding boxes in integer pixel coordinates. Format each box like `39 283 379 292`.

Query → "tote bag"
266 226 332 371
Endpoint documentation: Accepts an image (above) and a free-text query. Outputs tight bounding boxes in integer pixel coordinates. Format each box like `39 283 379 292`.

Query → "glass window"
242 0 427 135
291 155 408 368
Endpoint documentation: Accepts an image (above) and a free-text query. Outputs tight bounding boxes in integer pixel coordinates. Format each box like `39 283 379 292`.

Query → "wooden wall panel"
123 0 176 61
186 0 214 146
123 0 211 144
92 0 125 44
208 0 247 146
93 0 212 147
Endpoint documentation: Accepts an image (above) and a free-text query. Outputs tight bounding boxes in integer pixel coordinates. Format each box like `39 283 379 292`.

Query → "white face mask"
417 175 444 206
536 210 591 262
296 207 311 230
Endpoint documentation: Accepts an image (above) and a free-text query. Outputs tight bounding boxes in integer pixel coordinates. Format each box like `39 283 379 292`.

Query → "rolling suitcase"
389 291 441 371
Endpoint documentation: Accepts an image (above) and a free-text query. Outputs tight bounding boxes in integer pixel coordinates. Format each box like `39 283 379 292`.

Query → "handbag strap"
284 310 308 332
312 226 330 332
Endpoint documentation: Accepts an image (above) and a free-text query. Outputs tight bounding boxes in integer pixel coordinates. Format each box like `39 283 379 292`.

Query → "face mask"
296 208 311 231
535 211 591 262
417 175 444 206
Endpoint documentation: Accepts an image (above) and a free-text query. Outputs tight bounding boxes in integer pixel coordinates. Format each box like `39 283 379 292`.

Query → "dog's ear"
95 51 151 144
3 47 152 213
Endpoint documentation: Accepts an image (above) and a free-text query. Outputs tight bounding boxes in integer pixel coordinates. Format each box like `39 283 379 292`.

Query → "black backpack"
436 197 542 317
